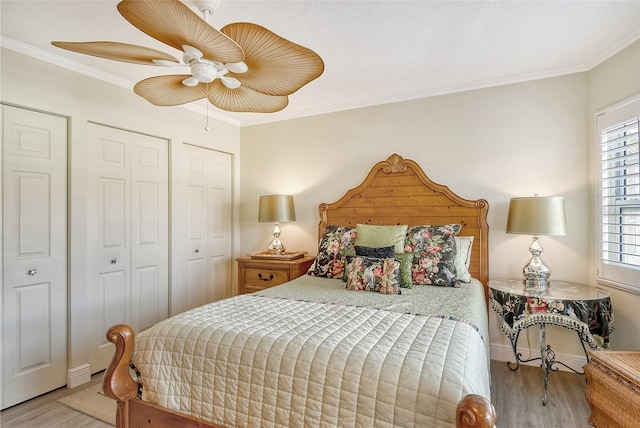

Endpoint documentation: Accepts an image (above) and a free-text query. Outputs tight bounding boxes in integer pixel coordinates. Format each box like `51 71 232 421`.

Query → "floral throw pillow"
343 248 412 288
345 256 401 294
308 225 357 279
404 224 461 287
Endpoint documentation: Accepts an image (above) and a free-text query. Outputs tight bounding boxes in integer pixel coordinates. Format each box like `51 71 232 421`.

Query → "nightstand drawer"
244 267 289 287
236 255 315 295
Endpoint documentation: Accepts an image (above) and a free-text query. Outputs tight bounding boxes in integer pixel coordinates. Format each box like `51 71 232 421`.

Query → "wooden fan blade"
117 0 244 64
51 41 179 65
133 75 208 106
208 80 289 113
220 22 324 96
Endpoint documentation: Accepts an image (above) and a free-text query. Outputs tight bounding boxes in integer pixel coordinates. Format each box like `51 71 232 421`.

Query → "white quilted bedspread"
133 294 489 428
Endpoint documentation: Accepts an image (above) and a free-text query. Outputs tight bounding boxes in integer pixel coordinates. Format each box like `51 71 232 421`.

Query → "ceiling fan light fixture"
221 76 241 89
182 76 200 87
191 62 216 83
225 61 248 74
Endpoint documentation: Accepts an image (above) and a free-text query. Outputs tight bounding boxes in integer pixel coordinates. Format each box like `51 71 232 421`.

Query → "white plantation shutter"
597 98 640 292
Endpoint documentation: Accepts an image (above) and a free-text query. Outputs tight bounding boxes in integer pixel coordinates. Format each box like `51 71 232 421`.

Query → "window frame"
596 96 640 294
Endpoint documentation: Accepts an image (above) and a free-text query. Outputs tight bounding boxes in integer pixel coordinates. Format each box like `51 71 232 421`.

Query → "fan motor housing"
191 62 216 83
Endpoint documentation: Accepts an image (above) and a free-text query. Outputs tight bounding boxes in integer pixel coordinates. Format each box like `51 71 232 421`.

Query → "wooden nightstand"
236 255 315 294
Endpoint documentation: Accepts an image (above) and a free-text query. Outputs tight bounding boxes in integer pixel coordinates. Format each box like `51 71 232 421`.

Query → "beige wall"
240 41 640 362
1 48 242 380
587 40 640 351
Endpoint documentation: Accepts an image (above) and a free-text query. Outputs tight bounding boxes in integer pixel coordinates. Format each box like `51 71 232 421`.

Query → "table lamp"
506 196 567 290
258 194 296 255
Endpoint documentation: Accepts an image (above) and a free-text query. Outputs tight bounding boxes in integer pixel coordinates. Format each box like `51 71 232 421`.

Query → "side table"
237 255 315 294
488 278 615 405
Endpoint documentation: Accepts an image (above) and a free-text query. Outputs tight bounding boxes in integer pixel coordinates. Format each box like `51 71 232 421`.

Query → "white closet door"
182 145 231 313
129 132 168 332
2 105 67 409
207 149 232 303
87 123 168 372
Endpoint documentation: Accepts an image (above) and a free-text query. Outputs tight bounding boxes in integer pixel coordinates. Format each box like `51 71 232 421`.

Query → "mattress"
132 276 491 427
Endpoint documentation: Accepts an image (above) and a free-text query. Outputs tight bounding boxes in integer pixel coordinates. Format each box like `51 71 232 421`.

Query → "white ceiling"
2 1 639 127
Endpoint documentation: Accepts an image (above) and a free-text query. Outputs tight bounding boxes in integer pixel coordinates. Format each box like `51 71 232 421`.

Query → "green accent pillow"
395 252 413 288
355 224 408 254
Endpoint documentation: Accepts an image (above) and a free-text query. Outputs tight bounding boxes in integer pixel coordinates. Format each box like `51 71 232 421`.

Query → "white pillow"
454 236 474 283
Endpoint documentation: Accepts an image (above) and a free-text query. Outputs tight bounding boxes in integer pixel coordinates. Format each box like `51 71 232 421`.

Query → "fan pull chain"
205 82 210 132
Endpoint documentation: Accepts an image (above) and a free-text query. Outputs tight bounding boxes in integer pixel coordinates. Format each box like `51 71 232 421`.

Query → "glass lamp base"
266 222 285 254
522 236 551 290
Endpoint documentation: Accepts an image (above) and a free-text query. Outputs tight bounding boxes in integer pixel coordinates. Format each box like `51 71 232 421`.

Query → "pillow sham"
454 236 474 283
355 224 408 254
345 256 401 294
344 246 412 288
307 225 357 279
404 224 461 287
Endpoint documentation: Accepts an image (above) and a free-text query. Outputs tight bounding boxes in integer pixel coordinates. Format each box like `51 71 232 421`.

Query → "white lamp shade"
506 196 567 236
258 194 296 223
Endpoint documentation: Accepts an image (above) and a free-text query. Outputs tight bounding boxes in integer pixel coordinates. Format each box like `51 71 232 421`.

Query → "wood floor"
491 361 592 428
1 360 593 427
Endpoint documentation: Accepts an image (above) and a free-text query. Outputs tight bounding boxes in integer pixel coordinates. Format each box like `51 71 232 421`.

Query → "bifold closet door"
180 145 232 313
2 105 67 409
87 123 168 372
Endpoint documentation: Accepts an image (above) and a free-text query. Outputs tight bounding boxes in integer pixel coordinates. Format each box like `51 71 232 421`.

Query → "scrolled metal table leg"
540 323 549 406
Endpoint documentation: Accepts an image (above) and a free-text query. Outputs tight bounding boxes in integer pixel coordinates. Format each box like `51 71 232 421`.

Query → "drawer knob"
257 273 274 282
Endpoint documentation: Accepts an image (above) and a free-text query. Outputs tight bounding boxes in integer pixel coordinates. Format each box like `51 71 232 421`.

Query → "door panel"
16 172 50 255
134 266 160 331
2 105 67 409
100 178 128 248
16 281 51 370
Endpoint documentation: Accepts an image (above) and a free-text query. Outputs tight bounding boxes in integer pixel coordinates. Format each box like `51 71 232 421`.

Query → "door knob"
27 268 38 276
110 258 118 264
195 249 200 253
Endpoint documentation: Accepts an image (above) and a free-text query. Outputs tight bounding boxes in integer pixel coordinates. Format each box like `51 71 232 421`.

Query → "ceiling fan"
52 0 324 113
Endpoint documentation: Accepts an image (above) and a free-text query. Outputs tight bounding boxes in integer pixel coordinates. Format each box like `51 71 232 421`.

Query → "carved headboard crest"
382 153 408 174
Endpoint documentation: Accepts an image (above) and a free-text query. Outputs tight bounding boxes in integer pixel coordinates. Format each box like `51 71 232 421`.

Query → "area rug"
57 382 116 426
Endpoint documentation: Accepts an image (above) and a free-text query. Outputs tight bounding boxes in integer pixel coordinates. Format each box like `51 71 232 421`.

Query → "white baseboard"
67 364 91 388
490 343 588 373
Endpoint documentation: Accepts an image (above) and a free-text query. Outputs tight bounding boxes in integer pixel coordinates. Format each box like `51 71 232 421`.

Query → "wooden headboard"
318 153 489 296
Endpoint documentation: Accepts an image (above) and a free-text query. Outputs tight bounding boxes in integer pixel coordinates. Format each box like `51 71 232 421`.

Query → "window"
597 97 640 293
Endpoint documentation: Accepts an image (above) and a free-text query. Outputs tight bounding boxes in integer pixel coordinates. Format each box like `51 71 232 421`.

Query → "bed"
102 153 496 428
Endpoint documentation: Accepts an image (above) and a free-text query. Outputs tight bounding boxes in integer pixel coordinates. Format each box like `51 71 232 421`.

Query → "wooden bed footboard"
102 324 496 428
